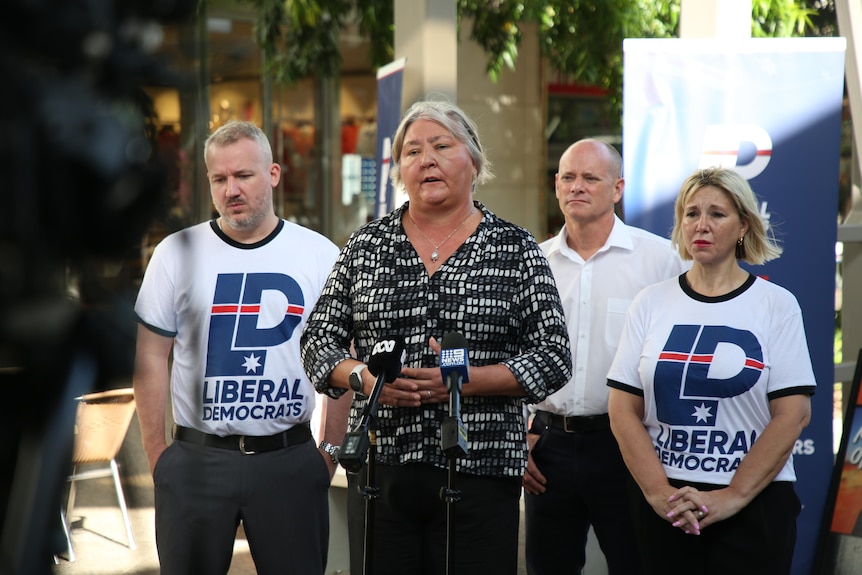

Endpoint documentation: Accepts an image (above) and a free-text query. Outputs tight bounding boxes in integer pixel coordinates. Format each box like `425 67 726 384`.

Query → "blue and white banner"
374 57 406 218
623 37 846 574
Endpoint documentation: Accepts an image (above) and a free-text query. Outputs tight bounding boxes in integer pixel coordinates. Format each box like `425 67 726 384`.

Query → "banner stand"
814 348 862 574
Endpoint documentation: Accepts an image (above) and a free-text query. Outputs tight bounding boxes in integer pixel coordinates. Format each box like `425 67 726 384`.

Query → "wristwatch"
349 363 368 395
319 441 340 464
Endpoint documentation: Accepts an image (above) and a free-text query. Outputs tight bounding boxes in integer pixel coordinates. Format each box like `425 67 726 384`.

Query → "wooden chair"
60 388 137 562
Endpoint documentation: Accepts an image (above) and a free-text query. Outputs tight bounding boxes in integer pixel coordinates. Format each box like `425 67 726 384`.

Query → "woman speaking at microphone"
300 99 571 575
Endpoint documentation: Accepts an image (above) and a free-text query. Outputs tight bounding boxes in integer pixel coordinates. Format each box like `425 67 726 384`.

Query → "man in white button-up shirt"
523 139 687 575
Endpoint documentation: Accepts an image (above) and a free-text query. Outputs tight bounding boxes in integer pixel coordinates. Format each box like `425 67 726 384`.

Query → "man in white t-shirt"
523 139 687 575
133 121 347 575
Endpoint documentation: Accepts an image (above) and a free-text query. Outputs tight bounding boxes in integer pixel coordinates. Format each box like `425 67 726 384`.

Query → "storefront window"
140 11 378 277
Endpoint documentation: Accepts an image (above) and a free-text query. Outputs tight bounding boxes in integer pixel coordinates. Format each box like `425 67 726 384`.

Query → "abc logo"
372 339 397 355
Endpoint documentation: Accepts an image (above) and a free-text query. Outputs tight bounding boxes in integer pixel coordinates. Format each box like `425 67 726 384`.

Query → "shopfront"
140 8 378 279
139 7 620 279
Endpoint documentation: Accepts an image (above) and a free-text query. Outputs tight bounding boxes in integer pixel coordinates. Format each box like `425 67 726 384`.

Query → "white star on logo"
692 403 713 423
242 353 262 373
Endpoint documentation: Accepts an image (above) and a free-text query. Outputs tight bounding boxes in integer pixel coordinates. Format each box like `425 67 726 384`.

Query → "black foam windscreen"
367 336 406 383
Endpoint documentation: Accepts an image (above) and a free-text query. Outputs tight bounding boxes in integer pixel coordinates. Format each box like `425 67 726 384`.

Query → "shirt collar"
548 214 633 260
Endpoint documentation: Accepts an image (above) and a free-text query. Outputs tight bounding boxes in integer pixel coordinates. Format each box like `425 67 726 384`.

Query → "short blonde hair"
671 167 781 265
205 121 273 166
389 100 494 191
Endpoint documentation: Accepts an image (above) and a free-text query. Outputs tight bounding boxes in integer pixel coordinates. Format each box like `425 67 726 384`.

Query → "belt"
534 410 610 433
173 423 312 455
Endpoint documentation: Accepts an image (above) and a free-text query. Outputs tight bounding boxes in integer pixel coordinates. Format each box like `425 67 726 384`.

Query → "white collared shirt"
532 215 688 417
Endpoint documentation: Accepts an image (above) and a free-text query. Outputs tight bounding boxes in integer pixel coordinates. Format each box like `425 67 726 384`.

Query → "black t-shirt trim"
210 218 284 249
678 272 756 303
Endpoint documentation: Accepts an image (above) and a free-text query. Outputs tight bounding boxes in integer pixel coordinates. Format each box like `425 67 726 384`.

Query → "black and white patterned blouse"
300 201 572 477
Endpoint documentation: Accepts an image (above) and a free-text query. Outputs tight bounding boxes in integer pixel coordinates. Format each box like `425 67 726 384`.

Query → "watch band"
319 440 339 464
349 363 368 394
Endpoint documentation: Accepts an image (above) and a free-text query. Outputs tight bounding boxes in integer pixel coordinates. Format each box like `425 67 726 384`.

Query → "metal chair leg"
58 506 76 563
109 459 136 550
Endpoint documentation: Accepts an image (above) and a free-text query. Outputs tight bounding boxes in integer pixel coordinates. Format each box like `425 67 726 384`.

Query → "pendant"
431 250 439 262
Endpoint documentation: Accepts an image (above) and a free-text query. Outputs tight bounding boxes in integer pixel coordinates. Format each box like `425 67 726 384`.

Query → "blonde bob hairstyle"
389 100 494 192
671 166 782 265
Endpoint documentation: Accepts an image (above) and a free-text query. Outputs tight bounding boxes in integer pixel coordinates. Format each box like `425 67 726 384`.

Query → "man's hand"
522 433 547 495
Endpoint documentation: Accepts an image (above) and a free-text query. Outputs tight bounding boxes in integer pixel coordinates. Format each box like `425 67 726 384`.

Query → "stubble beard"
219 190 273 232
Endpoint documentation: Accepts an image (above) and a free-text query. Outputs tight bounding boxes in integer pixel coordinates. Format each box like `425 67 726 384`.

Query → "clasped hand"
374 336 447 407
659 484 746 535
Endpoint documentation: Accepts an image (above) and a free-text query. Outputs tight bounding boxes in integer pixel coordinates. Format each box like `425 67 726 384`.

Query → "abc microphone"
338 336 406 473
440 332 469 457
367 337 407 383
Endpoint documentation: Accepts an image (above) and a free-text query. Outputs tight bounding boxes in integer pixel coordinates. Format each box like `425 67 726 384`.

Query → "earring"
737 237 744 246
735 235 745 259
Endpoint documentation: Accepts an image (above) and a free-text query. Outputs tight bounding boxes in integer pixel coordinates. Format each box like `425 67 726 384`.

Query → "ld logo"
698 125 772 180
205 272 305 377
654 325 764 426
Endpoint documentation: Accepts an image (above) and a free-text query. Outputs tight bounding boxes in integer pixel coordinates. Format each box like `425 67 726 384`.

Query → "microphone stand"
361 429 377 575
439 372 468 575
337 371 387 575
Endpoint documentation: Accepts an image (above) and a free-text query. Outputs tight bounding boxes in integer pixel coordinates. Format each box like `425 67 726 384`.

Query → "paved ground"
50 413 607 575
51 504 257 575
50 415 260 575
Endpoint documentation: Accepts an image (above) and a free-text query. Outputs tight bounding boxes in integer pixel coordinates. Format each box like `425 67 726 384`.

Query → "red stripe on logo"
659 352 689 361
745 359 765 370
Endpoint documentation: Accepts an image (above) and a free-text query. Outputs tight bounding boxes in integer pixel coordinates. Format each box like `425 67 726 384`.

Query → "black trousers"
153 438 330 575
628 477 800 575
346 462 521 575
524 424 642 575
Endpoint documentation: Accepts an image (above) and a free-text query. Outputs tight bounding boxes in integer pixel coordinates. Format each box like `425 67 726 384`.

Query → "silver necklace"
407 207 475 262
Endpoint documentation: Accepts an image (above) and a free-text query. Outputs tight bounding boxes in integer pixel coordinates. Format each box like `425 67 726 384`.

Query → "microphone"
439 332 469 457
367 337 407 383
440 332 470 391
339 335 406 473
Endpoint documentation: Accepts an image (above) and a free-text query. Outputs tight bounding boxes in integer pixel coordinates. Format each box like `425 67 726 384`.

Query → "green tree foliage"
242 0 393 84
241 0 826 120
461 0 816 121
799 0 838 37
460 0 681 122
752 0 816 36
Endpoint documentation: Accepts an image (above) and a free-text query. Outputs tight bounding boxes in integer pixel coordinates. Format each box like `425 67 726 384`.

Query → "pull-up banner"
623 37 846 575
374 57 406 218
816 349 862 573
